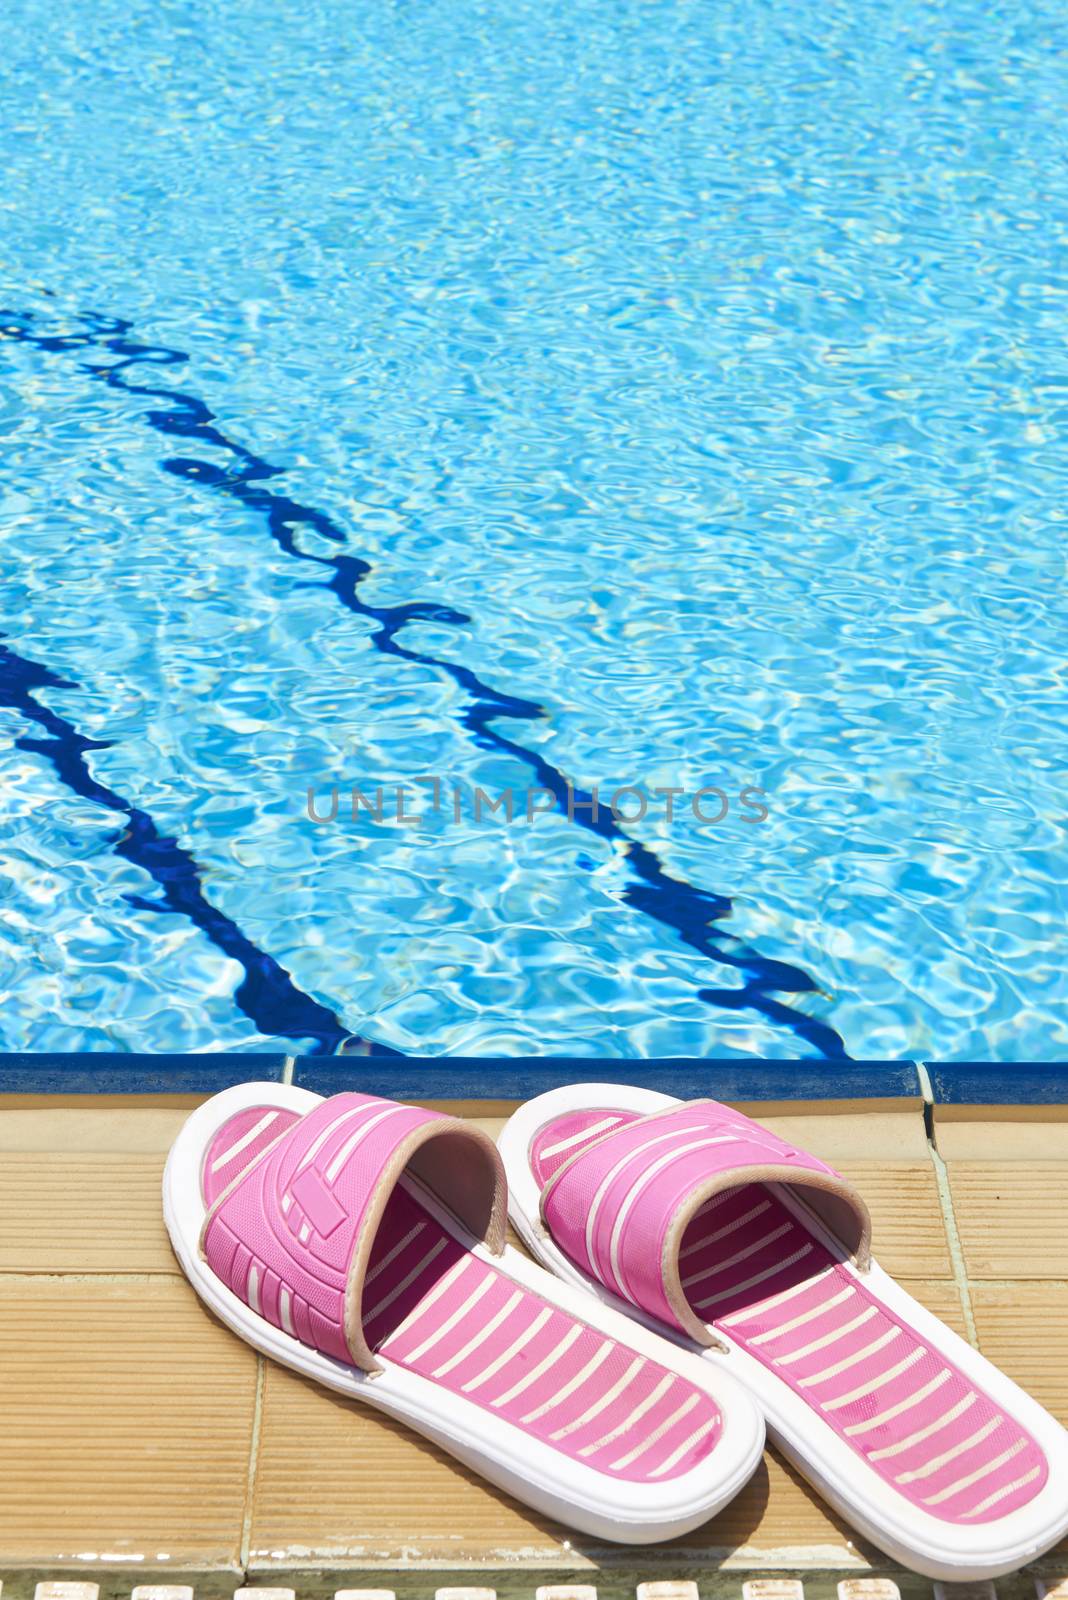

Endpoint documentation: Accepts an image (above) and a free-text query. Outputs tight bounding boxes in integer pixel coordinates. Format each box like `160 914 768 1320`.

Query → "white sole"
163 1081 766 1546
498 1081 1068 1578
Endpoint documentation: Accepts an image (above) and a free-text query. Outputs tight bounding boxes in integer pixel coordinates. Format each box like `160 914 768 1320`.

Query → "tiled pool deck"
1 1058 1065 1598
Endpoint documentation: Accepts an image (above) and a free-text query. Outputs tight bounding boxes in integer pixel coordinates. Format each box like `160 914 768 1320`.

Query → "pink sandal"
498 1082 1068 1577
164 1082 764 1543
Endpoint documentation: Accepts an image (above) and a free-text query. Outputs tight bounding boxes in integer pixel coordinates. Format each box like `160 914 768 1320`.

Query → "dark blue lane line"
0 640 396 1055
2 306 848 1059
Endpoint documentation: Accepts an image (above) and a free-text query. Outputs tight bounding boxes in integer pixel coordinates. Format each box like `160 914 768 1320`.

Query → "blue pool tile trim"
292 1056 922 1101
926 1061 1068 1106
1 1055 1064 1104
0 1053 288 1094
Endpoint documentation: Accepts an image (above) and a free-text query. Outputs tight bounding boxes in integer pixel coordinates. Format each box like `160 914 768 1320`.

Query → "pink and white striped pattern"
538 1099 859 1342
530 1107 1048 1525
199 1097 724 1484
365 1185 723 1481
202 1106 299 1207
203 1092 451 1366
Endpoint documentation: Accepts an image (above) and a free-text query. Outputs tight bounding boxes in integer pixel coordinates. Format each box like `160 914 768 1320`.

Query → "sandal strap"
540 1099 870 1346
202 1092 506 1372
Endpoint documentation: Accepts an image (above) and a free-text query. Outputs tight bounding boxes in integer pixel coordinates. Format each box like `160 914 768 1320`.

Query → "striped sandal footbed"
165 1082 764 1545
498 1083 1068 1579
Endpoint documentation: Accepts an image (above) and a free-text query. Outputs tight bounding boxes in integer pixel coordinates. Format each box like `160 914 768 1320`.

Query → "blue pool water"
1 0 1066 1061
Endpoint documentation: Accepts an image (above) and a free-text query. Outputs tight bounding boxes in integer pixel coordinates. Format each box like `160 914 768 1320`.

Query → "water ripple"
2 306 846 1058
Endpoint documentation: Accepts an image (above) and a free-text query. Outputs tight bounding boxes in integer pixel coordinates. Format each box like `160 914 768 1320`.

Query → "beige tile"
0 1152 175 1274
250 1363 563 1564
0 1102 192 1276
753 1105 929 1163
947 1162 1068 1280
0 1278 257 1564
971 1282 1068 1426
905 1279 968 1339
0 1102 198 1152
835 1161 952 1280
935 1105 1068 1163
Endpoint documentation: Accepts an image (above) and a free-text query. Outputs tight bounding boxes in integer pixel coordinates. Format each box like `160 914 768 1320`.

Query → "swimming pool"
1 0 1066 1061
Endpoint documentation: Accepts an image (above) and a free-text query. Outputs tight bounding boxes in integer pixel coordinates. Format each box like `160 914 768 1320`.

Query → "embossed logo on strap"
290 1165 348 1237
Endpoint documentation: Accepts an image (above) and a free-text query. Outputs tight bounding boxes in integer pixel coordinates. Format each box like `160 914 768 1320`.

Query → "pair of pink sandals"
165 1080 1068 1578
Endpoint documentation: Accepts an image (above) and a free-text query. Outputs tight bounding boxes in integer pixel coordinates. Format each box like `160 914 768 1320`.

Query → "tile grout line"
918 1058 979 1351
928 1142 980 1349
238 1352 267 1572
954 1277 1068 1290
0 1270 179 1282
239 1056 287 1566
